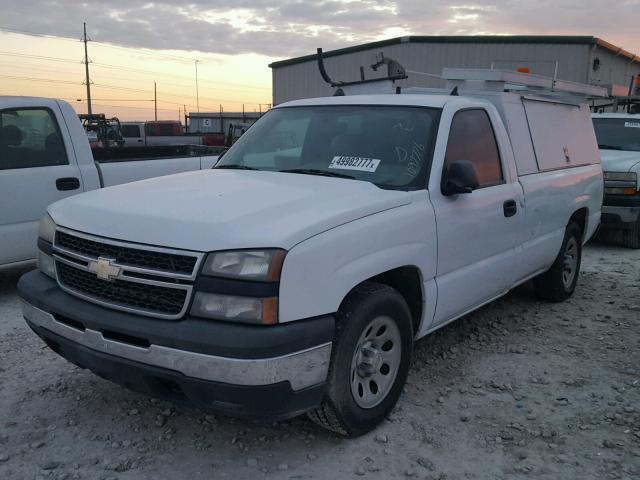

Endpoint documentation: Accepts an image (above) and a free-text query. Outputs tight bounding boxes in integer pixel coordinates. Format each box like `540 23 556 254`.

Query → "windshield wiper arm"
278 168 356 179
214 164 259 170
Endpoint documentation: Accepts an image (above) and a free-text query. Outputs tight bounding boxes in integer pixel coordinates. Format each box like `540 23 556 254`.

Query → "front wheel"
307 282 413 437
533 222 583 302
621 218 640 249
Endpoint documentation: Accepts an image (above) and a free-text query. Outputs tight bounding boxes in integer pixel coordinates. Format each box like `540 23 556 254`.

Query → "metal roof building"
269 36 640 105
187 111 261 134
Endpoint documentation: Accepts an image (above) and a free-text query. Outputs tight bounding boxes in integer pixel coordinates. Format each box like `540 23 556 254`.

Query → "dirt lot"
1 242 638 480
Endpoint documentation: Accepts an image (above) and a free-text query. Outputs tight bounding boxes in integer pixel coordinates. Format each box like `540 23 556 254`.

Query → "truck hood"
49 170 411 252
600 149 640 172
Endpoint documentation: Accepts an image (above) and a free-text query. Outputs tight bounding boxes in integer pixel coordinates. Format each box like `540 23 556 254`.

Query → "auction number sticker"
624 122 640 128
329 156 380 172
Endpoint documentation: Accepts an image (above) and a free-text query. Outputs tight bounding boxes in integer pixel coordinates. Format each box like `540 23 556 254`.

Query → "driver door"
430 108 523 325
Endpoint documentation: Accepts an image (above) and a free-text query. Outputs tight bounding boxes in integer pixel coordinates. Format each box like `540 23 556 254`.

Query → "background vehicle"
0 96 221 268
121 121 205 148
122 119 255 149
79 113 125 149
18 67 603 436
226 122 252 146
592 103 640 248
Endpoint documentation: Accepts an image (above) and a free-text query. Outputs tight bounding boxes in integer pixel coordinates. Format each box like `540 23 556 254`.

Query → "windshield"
216 105 441 189
592 117 640 152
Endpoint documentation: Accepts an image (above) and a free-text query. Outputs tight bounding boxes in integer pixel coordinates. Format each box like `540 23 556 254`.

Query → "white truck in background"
592 110 640 247
0 97 220 269
120 121 205 148
18 68 604 436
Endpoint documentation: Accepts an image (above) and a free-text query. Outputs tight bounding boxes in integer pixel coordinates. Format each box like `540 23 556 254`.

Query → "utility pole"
82 22 92 115
154 81 157 121
194 60 200 113
184 104 187 131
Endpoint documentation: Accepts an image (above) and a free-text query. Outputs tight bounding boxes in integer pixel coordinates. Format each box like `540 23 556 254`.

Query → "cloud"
1 0 638 58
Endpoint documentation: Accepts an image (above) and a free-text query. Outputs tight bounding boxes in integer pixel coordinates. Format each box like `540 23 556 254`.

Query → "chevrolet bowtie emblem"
88 257 121 282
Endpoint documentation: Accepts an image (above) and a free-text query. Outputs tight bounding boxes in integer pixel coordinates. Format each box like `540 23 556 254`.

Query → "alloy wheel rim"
350 315 402 409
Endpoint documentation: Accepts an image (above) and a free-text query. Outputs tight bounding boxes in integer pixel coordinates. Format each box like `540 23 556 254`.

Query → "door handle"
503 199 517 217
56 177 80 191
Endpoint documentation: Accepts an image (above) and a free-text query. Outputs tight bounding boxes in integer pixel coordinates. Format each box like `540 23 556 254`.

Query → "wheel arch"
338 265 424 335
569 207 588 241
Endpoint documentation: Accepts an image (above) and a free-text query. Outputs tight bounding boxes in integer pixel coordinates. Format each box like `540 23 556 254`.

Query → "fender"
278 193 438 329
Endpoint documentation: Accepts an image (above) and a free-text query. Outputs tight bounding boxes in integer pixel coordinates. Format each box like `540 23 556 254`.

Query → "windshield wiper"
598 145 625 151
214 164 259 170
278 168 356 180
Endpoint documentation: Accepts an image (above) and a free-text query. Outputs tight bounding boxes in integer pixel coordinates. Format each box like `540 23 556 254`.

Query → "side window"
121 124 141 138
444 109 503 188
0 108 69 170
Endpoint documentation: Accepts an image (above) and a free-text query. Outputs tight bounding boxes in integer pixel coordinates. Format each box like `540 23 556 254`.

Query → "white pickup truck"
120 121 205 148
591 112 640 247
18 69 603 436
0 97 220 268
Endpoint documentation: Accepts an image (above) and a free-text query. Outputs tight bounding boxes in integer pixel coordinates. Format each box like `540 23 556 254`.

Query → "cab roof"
276 94 483 110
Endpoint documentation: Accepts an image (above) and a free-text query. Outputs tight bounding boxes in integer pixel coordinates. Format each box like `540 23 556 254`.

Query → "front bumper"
600 205 640 230
18 271 334 418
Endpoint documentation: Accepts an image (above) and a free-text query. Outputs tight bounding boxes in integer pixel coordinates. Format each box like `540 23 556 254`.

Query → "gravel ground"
1 242 639 480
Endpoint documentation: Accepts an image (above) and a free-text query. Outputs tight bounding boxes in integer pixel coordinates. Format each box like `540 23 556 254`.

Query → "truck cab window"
121 124 141 138
0 108 68 170
444 109 503 188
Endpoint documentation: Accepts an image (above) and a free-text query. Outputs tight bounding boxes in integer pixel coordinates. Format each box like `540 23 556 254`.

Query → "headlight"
38 213 56 243
201 249 286 281
190 292 278 324
37 213 57 279
603 171 637 182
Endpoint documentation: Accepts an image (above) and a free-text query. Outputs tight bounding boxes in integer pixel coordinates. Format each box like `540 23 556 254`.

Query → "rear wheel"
307 282 413 437
621 219 640 249
533 222 582 302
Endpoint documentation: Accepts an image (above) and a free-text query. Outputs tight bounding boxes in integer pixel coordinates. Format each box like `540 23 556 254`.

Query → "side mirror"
441 160 480 196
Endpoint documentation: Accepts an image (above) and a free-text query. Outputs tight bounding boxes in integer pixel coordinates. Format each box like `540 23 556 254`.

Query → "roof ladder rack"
442 68 608 98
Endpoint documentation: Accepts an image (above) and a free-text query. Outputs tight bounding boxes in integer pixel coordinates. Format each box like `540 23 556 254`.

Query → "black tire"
621 219 640 249
307 282 413 437
533 222 582 302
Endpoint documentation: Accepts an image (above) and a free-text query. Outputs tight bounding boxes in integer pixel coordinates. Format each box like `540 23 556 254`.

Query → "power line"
0 73 268 107
0 26 270 91
0 50 79 64
0 25 190 63
0 50 270 91
0 25 79 43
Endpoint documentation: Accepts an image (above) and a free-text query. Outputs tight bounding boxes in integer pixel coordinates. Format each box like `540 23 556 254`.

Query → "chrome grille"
56 230 197 275
52 228 203 319
57 262 188 316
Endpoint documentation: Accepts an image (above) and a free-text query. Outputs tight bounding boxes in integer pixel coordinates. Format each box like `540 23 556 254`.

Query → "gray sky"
1 0 639 58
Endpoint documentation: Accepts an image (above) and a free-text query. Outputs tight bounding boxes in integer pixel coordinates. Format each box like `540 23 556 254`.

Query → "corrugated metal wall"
272 42 597 104
589 45 640 94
